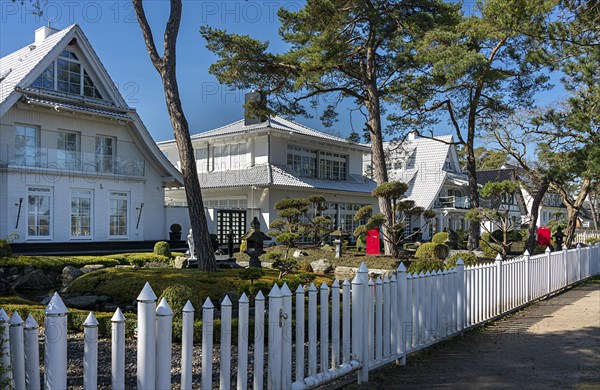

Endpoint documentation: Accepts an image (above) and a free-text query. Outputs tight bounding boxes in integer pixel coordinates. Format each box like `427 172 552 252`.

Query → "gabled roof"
194 163 376 194
476 168 517 185
0 25 182 186
158 115 370 151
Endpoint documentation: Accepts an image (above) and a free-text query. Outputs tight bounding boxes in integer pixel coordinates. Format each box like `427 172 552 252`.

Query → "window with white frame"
211 143 248 171
287 145 317 178
71 190 93 238
195 146 208 173
319 152 347 181
31 50 103 99
27 187 51 238
15 125 39 166
57 131 79 169
109 192 128 237
95 136 115 173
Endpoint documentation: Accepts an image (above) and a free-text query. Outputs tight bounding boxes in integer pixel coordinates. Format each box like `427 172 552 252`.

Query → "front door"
217 210 247 246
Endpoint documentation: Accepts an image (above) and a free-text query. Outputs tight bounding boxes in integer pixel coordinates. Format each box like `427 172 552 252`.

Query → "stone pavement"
347 279 600 389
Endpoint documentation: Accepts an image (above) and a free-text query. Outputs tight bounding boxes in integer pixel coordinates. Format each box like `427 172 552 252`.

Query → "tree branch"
132 0 163 71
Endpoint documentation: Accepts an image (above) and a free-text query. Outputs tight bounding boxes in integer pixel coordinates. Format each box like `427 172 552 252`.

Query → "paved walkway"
348 279 600 389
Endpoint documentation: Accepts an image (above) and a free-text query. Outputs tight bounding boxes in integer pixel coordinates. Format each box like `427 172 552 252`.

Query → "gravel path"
346 279 600 389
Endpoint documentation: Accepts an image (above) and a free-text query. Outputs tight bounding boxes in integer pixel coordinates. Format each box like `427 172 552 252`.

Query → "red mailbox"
366 228 381 255
537 227 551 247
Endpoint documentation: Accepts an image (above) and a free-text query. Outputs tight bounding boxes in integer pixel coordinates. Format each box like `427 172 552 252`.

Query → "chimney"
35 25 59 44
407 131 416 141
244 91 267 126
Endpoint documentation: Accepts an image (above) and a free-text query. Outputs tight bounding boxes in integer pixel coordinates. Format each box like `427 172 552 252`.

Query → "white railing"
1 244 599 389
573 230 600 244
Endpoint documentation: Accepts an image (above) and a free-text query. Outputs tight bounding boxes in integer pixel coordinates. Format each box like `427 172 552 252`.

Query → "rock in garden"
173 256 188 269
62 266 84 285
0 276 11 293
310 258 334 274
293 250 309 258
13 269 55 290
63 295 102 310
80 264 105 274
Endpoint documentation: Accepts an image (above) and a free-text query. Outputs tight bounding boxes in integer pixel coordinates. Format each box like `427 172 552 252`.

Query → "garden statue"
330 227 350 258
241 217 270 268
187 228 196 260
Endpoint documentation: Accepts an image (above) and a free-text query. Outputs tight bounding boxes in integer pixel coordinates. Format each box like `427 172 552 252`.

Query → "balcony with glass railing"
434 196 492 209
0 144 145 177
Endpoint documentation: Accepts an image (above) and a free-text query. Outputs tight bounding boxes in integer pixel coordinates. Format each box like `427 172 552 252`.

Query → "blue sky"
1 0 566 144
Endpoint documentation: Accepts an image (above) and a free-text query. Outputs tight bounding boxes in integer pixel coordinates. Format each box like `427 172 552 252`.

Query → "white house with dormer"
0 25 182 246
364 133 471 240
158 97 378 245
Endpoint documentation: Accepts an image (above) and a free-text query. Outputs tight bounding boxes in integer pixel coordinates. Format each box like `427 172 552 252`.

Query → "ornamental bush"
238 267 265 285
431 232 449 245
480 240 501 259
0 239 12 258
446 251 478 268
408 257 444 274
153 241 172 258
415 242 449 260
159 284 202 320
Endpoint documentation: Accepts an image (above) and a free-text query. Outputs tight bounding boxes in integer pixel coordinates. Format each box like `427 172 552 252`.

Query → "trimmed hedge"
415 242 449 260
153 241 172 258
431 232 449 245
0 255 126 272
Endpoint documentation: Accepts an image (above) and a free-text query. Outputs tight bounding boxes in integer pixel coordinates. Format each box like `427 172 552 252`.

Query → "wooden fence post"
23 314 40 390
0 308 10 388
156 298 173 390
456 259 465 331
137 282 157 390
383 277 391 357
307 283 318 378
294 285 305 384
253 291 265 390
319 282 329 373
351 275 362 375
375 278 383 361
9 311 25 390
342 279 351 365
220 295 232 390
83 312 98 390
201 298 214 390
281 283 293 389
268 284 283 390
576 243 582 281
44 292 68 390
111 308 125 390
237 294 249 390
396 264 407 365
182 300 194 390
331 280 340 369
358 262 370 384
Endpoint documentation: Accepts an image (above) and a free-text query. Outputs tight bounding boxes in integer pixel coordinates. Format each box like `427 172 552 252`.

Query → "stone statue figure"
187 228 196 259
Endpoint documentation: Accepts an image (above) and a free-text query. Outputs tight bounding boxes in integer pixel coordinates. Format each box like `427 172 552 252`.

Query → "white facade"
159 115 377 244
0 25 182 244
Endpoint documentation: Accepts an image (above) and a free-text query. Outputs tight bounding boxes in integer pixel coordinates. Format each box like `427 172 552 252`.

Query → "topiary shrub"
153 241 172 258
431 232 449 245
298 261 313 273
0 239 12 258
408 257 444 274
239 267 265 285
159 284 202 320
126 253 170 267
446 251 478 268
415 242 449 260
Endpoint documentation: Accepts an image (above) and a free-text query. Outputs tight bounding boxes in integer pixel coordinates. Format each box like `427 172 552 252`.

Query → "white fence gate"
1 244 599 389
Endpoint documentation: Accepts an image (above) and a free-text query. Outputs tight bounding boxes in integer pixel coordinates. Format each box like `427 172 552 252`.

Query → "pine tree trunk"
563 178 591 248
527 181 549 253
464 146 480 250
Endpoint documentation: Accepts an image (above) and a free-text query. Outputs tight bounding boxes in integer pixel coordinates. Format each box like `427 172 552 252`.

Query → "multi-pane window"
211 143 247 171
195 146 208 173
27 187 51 238
15 125 39 166
95 136 114 173
287 145 317 178
57 131 79 169
109 192 128 237
320 152 347 181
31 50 103 99
71 190 92 238
205 199 248 209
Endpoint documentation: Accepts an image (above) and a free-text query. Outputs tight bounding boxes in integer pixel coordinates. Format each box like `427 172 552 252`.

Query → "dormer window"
31 50 103 99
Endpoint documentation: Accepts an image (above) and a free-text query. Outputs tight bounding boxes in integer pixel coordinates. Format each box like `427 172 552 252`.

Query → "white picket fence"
1 244 599 389
573 230 600 244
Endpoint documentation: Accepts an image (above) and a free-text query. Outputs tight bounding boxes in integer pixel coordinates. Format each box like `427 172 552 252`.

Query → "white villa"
158 98 378 246
0 25 182 245
364 133 471 240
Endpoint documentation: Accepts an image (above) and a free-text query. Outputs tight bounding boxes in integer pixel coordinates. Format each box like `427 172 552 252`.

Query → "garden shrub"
532 244 548 255
490 229 522 243
431 232 449 245
126 253 170 267
298 261 313 273
454 229 469 249
159 284 202 320
269 252 299 279
294 272 316 286
0 239 12 258
153 241 172 258
415 242 449 260
408 257 444 274
586 237 600 245
480 240 501 258
239 267 265 284
446 251 478 268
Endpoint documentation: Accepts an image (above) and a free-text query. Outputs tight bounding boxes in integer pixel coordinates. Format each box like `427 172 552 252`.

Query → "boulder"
62 266 84 285
80 264 105 274
173 256 188 269
63 295 105 310
0 276 11 293
13 269 55 290
293 250 309 258
8 267 20 277
310 259 334 274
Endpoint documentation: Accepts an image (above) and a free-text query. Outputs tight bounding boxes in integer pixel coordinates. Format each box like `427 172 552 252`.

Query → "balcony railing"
0 144 145 177
435 196 492 209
